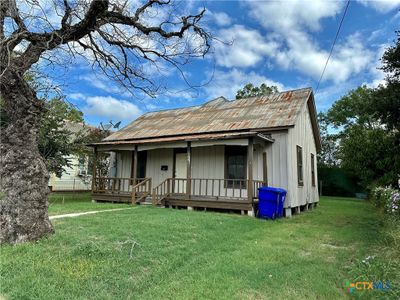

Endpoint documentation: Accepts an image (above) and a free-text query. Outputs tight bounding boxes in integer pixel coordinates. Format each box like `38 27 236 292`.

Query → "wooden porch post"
186 141 192 199
247 137 254 204
262 152 268 186
91 146 98 192
131 145 138 204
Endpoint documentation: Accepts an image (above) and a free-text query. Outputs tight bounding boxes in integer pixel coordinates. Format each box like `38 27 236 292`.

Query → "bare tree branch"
1 0 212 97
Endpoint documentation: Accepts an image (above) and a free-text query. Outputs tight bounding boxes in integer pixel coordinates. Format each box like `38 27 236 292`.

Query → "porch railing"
152 178 171 205
93 177 149 195
152 178 266 205
131 178 152 204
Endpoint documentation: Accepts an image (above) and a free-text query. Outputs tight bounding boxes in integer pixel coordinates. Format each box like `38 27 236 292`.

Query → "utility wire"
315 0 351 93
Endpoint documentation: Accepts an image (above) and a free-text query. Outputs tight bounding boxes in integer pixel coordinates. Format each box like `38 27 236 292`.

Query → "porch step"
140 201 152 205
136 196 153 205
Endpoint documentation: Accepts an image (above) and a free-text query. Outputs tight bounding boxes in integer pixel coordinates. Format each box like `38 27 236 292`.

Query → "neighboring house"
49 155 91 191
91 87 321 217
49 122 93 192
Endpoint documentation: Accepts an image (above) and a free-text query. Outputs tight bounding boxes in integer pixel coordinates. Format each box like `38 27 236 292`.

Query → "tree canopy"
319 32 400 190
236 83 279 99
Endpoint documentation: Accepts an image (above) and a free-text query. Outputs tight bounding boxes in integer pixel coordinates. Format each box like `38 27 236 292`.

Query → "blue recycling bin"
258 187 287 219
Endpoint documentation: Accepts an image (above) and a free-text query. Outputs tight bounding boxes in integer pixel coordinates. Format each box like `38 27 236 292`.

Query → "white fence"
49 178 92 192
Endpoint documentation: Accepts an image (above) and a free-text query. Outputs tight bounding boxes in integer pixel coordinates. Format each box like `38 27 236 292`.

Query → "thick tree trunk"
0 71 54 244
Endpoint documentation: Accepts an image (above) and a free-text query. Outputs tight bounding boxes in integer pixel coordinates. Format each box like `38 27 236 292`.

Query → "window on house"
225 146 247 188
311 153 316 187
78 156 86 172
296 145 303 186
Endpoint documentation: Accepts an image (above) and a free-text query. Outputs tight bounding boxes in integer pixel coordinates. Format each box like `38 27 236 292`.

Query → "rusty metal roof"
104 87 314 143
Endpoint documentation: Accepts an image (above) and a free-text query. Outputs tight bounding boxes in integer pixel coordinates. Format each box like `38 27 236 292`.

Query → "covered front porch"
91 133 272 214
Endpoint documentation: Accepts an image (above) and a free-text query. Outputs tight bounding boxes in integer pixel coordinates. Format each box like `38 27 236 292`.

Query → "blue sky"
46 0 399 127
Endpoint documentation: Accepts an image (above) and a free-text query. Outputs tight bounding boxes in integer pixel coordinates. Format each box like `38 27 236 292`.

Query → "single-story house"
90 87 321 217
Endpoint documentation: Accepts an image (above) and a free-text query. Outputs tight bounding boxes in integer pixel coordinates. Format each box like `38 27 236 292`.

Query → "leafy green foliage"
323 86 400 188
326 86 377 129
373 83 400 132
380 31 400 83
318 165 362 196
72 127 110 177
321 32 400 189
317 112 338 167
337 125 399 187
38 97 85 177
373 31 400 132
236 83 279 99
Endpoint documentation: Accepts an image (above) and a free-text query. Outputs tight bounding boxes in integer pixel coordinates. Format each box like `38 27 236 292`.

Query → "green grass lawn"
48 192 130 216
1 197 399 299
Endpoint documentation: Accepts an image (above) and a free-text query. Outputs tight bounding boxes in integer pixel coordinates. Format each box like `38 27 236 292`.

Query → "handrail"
152 178 170 205
94 176 266 204
131 178 152 204
93 177 149 195
95 176 143 180
165 178 267 201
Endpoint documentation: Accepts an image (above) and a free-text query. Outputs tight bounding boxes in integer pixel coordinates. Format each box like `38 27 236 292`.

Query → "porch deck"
92 177 265 212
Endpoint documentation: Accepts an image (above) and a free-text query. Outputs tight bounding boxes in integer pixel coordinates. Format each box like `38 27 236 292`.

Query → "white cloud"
68 93 85 100
314 81 356 111
203 69 286 99
79 74 116 92
83 96 143 121
247 0 343 32
242 0 374 83
209 11 232 27
279 32 373 83
79 74 131 97
364 43 389 87
356 0 400 12
214 25 279 68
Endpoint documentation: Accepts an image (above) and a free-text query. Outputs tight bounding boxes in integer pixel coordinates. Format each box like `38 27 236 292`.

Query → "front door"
174 153 186 193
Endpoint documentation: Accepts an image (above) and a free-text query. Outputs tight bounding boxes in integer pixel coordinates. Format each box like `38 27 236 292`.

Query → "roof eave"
87 126 292 147
307 91 322 152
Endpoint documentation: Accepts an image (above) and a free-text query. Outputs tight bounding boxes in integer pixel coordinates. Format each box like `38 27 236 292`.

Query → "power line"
315 0 351 93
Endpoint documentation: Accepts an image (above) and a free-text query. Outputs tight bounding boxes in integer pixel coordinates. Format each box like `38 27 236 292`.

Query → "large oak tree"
0 0 211 244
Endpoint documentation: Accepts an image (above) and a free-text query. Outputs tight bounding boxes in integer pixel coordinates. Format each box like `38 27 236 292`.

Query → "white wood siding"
192 146 224 179
116 151 132 178
116 151 132 191
49 155 91 191
253 143 264 182
115 149 174 189
146 148 174 187
287 102 319 207
262 132 290 206
191 146 244 197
